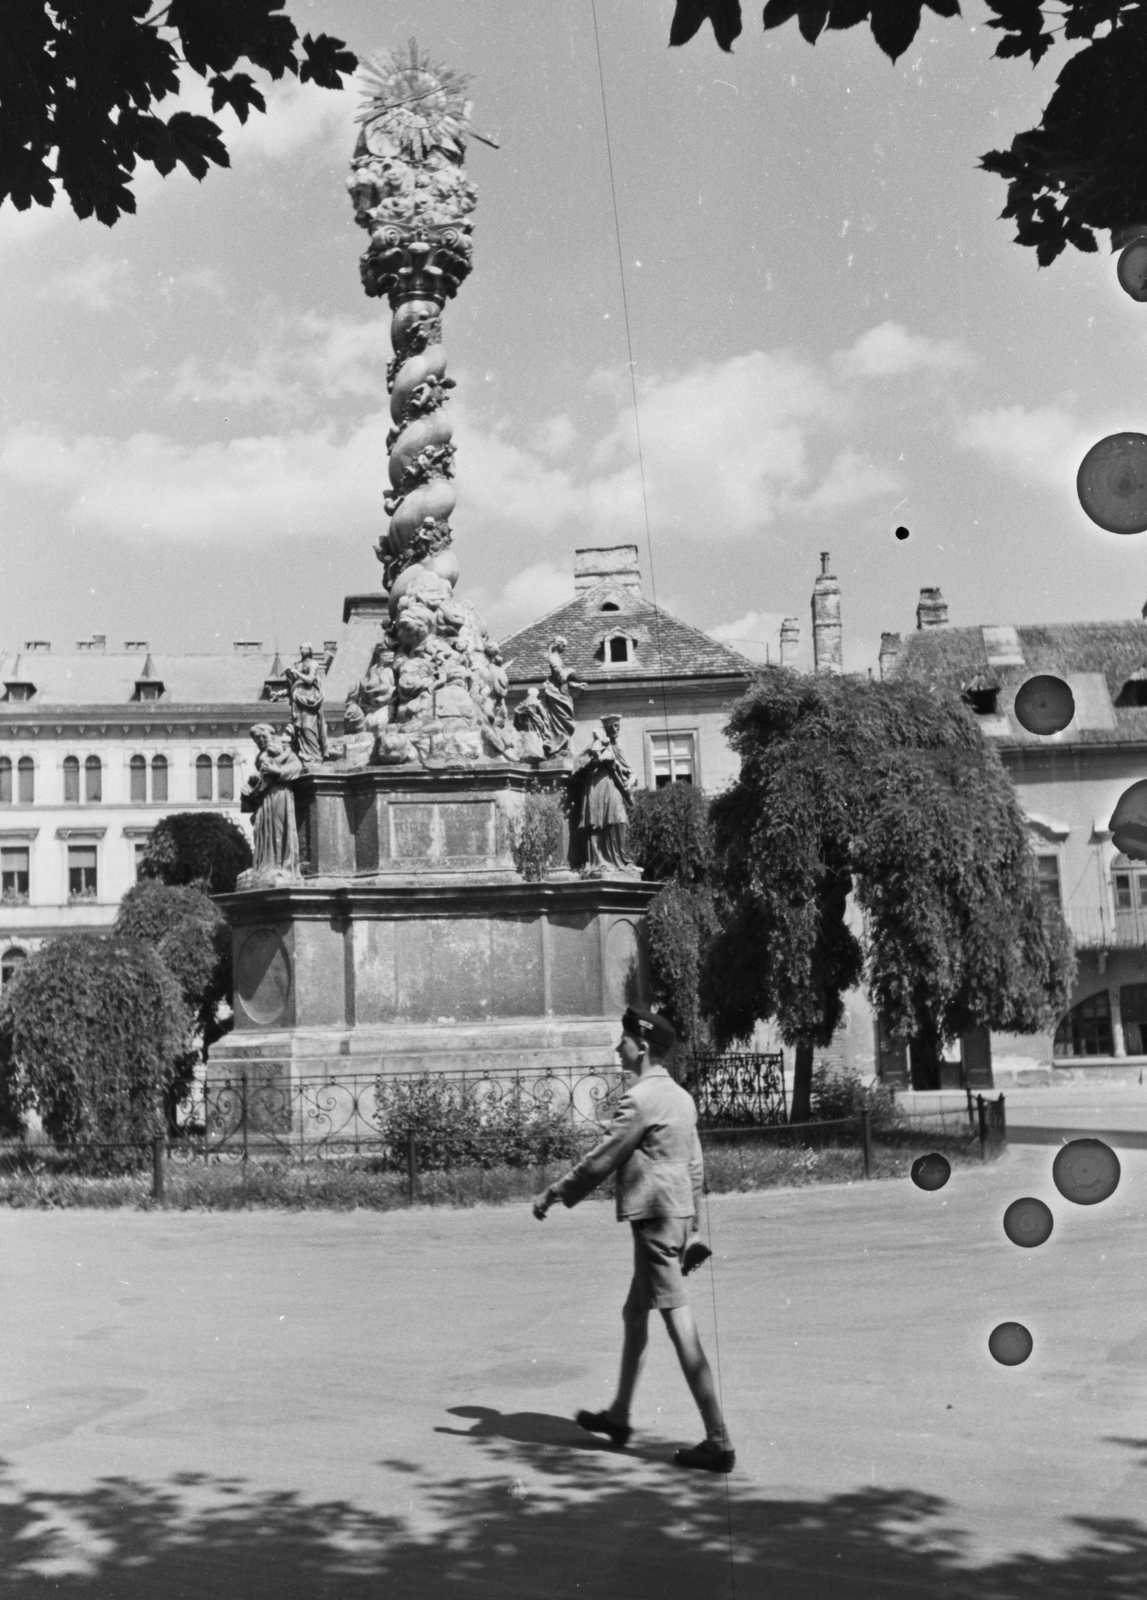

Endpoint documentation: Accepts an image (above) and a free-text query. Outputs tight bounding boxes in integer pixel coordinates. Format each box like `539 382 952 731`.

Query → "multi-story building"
498 545 756 790
0 636 293 984
885 588 1147 1085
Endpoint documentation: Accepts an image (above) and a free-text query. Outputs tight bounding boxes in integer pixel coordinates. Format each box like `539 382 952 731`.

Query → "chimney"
233 640 263 653
574 545 641 594
879 632 902 681
811 552 843 676
76 634 106 653
779 617 800 669
916 587 948 630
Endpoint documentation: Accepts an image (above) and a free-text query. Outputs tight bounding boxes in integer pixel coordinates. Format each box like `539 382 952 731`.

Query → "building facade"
0 637 293 982
888 590 1147 1085
499 545 756 791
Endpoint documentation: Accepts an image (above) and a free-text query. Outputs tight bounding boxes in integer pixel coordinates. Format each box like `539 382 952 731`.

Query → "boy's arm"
688 1125 704 1232
533 1091 646 1217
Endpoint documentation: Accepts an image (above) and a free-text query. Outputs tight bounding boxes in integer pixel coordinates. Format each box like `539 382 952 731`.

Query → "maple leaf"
669 2 745 51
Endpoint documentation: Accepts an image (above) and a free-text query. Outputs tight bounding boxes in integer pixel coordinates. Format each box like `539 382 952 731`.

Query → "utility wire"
589 0 672 741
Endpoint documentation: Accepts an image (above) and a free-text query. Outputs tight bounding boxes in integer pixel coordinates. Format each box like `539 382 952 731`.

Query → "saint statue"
538 635 578 757
241 724 304 881
279 643 329 764
349 642 398 729
573 715 637 874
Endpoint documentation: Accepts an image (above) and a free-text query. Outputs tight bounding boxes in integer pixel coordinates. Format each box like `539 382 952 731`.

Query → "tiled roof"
500 580 755 686
893 619 1147 746
0 649 285 708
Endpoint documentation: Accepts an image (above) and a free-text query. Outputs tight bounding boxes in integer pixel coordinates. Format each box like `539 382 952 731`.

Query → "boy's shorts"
623 1215 691 1313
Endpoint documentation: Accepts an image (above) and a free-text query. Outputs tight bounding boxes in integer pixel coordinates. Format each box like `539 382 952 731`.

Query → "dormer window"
600 600 620 613
608 635 631 664
137 683 163 703
961 674 1000 716
1116 667 1147 708
4 683 35 703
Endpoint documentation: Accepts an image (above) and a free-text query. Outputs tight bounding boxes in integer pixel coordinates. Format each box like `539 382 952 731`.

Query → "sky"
1 0 1145 674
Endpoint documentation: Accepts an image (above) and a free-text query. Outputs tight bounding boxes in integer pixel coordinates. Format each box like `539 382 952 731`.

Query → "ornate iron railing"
199 1066 626 1164
683 1053 787 1127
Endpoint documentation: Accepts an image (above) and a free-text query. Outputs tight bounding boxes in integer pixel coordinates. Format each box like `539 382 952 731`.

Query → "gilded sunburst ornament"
358 40 474 162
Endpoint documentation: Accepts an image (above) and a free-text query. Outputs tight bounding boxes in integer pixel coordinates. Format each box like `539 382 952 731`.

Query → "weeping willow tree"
702 670 1074 1121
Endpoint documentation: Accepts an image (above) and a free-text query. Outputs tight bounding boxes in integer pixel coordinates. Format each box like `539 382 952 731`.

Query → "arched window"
195 754 213 801
63 755 80 803
0 947 26 987
84 754 102 803
217 754 234 802
0 758 10 805
151 755 168 803
17 757 33 804
608 635 631 663
1054 991 1114 1058
130 755 147 802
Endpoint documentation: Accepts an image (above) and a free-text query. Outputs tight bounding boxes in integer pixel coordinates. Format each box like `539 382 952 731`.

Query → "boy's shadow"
436 1405 668 1463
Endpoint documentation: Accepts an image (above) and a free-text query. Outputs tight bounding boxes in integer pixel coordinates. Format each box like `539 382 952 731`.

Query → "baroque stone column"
347 41 480 595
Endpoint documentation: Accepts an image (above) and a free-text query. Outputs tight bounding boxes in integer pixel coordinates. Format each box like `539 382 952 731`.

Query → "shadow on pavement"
0 1435 1144 1600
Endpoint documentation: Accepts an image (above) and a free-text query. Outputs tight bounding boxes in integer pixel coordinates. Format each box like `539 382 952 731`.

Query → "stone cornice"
0 704 289 737
218 874 661 923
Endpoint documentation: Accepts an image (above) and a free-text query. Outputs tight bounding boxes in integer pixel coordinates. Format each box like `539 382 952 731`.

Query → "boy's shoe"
575 1409 632 1448
674 1438 735 1473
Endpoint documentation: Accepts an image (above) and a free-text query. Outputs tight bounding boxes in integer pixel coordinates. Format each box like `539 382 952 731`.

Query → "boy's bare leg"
607 1301 648 1423
662 1304 731 1444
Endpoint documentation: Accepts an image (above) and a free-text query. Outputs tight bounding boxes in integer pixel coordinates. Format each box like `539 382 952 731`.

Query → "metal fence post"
152 1133 165 1203
241 1072 249 1166
860 1108 872 1179
406 1130 418 1205
976 1094 987 1160
997 1093 1006 1140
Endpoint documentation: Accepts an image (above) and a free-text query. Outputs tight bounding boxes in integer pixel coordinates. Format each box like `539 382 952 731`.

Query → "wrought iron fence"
682 1053 787 1127
199 1066 627 1165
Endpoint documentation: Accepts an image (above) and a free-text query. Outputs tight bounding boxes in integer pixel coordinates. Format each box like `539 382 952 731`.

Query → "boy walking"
532 1007 734 1472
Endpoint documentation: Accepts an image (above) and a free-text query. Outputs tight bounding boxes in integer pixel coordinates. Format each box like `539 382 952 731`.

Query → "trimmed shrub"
810 1065 901 1136
510 789 566 881
115 881 234 1125
374 1073 588 1171
629 782 713 887
0 936 185 1167
139 811 252 895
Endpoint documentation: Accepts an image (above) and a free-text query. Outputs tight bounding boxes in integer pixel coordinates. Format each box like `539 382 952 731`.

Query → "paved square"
2 1142 1145 1597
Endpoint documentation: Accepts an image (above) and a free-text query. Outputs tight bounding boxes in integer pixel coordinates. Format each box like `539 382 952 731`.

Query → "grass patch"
0 1126 1001 1210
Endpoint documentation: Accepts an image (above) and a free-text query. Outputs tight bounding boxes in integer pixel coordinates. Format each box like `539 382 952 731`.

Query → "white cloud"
40 255 132 311
171 69 357 166
796 448 901 514
954 404 1091 492
0 334 940 555
833 321 975 380
168 314 392 412
476 561 575 643
709 609 795 665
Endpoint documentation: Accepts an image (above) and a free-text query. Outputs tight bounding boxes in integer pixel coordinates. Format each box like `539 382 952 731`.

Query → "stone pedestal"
211 760 658 1091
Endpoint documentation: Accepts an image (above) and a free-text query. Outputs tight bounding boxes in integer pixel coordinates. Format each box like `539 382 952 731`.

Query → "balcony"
1062 904 1147 951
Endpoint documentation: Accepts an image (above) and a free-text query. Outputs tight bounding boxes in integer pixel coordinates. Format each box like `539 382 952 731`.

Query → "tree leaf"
670 1 745 49
299 32 358 87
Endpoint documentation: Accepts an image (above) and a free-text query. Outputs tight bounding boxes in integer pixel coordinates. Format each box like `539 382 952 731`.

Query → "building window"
1113 865 1147 912
0 759 9 805
63 756 80 803
129 755 147 802
1054 991 1115 1058
1 947 26 987
1 847 29 904
68 845 98 901
196 754 213 801
134 842 149 882
217 754 235 801
1035 854 1061 906
84 755 102 803
17 758 33 804
650 731 697 788
607 635 631 664
151 755 168 803
1121 984 1147 1055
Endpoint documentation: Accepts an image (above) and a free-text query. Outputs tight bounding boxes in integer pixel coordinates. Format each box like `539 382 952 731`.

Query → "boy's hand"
532 1188 554 1221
